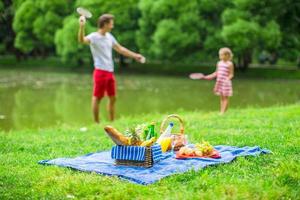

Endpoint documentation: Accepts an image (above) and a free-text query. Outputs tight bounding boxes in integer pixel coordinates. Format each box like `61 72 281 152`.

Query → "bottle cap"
169 122 174 127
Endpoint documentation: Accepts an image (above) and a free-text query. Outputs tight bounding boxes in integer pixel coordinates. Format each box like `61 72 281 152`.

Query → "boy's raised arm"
78 16 90 45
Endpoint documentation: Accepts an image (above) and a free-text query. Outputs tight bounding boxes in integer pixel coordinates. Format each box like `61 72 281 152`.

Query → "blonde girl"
204 47 234 114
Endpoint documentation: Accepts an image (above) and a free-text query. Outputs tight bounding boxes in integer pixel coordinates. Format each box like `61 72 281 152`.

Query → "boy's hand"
79 16 86 26
135 54 146 63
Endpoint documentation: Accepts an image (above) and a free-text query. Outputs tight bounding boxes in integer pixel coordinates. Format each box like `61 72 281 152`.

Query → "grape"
195 140 214 155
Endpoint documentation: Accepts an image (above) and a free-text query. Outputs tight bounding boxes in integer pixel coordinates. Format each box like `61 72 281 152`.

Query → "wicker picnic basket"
115 114 185 167
160 114 184 135
115 146 153 168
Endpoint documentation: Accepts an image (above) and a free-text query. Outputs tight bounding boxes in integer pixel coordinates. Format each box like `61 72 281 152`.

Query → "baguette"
104 126 129 145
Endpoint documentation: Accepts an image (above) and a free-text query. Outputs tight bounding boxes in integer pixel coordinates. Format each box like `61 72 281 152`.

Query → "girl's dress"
214 61 233 96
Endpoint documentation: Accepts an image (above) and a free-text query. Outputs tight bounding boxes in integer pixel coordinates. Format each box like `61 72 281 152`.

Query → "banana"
140 137 156 147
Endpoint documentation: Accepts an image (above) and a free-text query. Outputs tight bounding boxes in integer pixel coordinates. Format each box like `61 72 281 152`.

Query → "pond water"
0 69 299 131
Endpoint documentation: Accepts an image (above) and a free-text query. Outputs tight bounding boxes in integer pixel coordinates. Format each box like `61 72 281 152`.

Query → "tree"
274 0 300 62
7 0 300 67
220 0 283 68
0 0 7 53
13 0 73 56
137 0 231 62
221 19 260 69
0 0 25 58
137 0 200 61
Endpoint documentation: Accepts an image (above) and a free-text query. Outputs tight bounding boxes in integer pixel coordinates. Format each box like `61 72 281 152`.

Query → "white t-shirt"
85 32 118 72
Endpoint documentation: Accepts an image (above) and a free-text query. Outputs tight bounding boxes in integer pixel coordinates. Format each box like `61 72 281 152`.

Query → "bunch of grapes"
195 140 214 156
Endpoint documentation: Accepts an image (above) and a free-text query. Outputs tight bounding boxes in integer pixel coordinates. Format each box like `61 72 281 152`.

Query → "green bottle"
146 123 155 140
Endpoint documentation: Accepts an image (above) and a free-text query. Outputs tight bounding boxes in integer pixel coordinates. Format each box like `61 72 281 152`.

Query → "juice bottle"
157 122 173 143
160 137 172 152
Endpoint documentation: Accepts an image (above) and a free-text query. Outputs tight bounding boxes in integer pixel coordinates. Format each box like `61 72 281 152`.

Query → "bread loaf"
104 126 129 145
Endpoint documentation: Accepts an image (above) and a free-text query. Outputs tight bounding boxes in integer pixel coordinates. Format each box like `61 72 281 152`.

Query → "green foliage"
14 31 36 53
261 21 281 50
138 0 199 60
12 0 39 53
274 0 300 61
33 12 61 47
0 0 28 55
137 0 232 62
152 19 199 59
55 16 93 63
5 0 300 66
222 19 260 54
12 0 27 10
13 0 73 54
0 1 3 11
0 1 6 53
221 0 284 67
221 9 250 24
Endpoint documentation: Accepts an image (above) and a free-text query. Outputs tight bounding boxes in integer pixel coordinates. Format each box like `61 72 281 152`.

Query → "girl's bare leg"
221 96 229 114
220 96 223 114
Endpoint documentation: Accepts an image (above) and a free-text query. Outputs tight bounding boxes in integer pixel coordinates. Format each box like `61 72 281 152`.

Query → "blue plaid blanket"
111 144 162 163
39 145 271 185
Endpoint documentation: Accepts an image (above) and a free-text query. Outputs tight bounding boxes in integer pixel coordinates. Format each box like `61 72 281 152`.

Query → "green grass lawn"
0 105 299 199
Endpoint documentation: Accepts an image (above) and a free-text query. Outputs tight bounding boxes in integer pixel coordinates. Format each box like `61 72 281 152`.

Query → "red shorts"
93 69 116 98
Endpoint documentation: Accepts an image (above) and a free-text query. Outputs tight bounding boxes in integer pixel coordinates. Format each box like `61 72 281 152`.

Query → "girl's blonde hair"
219 47 233 60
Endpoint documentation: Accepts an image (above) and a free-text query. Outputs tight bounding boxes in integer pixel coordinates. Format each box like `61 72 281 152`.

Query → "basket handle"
160 114 184 134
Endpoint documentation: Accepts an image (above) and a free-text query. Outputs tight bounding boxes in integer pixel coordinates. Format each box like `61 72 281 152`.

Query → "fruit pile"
178 140 215 157
195 141 214 156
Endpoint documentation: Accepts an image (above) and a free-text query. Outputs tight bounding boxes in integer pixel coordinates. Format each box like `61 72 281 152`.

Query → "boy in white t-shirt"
78 14 145 123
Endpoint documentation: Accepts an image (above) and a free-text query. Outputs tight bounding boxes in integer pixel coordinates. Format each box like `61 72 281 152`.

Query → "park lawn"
0 105 299 199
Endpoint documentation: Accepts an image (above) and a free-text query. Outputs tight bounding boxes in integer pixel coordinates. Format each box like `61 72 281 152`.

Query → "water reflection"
0 70 299 131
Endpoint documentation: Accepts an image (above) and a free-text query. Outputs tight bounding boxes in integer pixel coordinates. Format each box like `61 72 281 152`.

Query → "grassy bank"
0 105 299 199
1 56 300 79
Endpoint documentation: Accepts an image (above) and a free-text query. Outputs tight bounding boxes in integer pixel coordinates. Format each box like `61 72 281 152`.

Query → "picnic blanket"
39 145 271 185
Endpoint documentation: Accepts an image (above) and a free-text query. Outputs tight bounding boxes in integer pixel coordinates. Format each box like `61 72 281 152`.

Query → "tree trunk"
77 58 84 67
237 50 252 70
41 48 48 59
119 55 128 69
13 48 24 61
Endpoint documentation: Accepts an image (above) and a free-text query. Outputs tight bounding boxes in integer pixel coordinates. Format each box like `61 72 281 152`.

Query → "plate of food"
175 141 221 159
